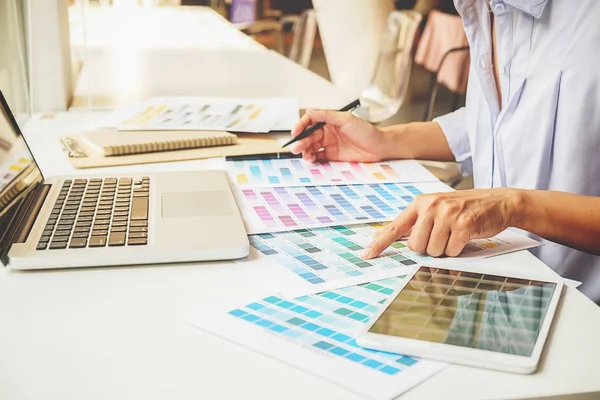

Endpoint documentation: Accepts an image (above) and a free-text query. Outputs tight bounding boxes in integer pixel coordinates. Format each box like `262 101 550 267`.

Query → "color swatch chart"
248 225 541 286
236 181 447 234
0 152 32 192
116 97 294 132
229 159 437 187
187 276 446 400
249 223 419 286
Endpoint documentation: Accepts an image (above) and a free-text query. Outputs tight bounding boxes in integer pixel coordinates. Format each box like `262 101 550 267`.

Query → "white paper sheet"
184 273 447 400
228 159 439 188
244 224 541 289
99 96 299 133
235 181 452 234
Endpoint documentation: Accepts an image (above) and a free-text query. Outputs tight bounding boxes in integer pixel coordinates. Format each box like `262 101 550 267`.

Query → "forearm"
512 190 600 256
379 122 456 161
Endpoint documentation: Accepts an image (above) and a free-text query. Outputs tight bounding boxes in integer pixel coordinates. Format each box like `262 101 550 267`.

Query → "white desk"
2 8 600 400
1 110 599 400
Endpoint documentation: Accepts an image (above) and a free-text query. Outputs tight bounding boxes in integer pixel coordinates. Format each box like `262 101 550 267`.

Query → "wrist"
506 188 529 229
378 124 411 160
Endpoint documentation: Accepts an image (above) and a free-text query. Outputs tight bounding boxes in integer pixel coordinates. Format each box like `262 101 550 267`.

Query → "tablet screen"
368 267 556 356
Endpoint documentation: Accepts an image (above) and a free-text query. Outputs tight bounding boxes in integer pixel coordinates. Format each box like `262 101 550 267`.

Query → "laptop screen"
0 91 43 263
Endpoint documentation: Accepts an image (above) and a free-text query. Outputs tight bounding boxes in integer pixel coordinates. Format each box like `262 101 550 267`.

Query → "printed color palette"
186 276 446 400
236 181 448 234
249 223 418 285
230 159 437 187
248 224 542 286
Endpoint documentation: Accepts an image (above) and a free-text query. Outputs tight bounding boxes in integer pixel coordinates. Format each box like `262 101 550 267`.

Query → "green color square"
334 308 353 316
365 283 384 291
391 242 406 249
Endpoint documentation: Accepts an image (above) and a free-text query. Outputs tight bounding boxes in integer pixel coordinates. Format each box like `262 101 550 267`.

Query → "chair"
359 10 423 124
280 9 317 69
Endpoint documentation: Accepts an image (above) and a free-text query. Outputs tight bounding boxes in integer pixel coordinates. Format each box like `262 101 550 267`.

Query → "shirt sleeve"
433 107 473 176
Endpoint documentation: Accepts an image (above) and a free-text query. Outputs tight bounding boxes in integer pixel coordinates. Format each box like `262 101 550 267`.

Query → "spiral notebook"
58 132 291 169
79 129 237 156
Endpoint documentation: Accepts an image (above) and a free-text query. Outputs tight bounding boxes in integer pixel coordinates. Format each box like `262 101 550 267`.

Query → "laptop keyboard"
36 177 150 250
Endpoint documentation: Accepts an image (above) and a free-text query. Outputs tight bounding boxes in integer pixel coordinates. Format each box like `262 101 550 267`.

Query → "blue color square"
283 330 302 339
364 305 379 313
364 359 384 369
255 319 274 328
350 300 368 309
332 333 352 343
264 296 281 304
296 295 310 302
287 317 306 326
396 357 418 366
269 324 288 333
258 306 277 316
321 292 340 300
301 322 320 331
336 296 354 304
380 366 401 375
299 272 317 280
379 287 394 295
247 302 265 311
316 327 335 337
242 314 260 323
304 310 323 319
313 341 334 350
318 315 337 324
291 305 309 314
278 300 295 309
346 353 366 362
347 270 363 277
308 277 326 284
300 177 311 183
329 347 350 356
228 309 247 318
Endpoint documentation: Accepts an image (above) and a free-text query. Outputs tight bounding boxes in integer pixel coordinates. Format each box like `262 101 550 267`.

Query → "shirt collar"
502 0 549 19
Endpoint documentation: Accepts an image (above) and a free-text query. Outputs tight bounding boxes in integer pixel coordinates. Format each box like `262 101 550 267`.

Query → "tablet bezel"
356 264 563 374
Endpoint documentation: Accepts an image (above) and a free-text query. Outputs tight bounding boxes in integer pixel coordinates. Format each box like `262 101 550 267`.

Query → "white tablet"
357 265 563 374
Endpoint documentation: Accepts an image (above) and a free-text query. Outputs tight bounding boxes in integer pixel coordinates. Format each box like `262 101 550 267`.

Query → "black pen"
225 152 303 162
281 99 361 149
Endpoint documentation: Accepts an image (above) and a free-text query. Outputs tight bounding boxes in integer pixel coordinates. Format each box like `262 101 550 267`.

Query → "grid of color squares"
230 159 428 187
249 223 418 285
227 276 418 376
240 183 423 233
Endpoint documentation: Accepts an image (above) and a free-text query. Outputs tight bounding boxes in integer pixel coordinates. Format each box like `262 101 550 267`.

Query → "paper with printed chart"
227 159 439 188
107 96 299 133
242 223 541 288
184 273 447 400
235 181 452 234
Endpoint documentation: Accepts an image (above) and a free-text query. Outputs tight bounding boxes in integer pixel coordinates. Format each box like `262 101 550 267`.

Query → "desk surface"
3 8 600 399
1 111 599 400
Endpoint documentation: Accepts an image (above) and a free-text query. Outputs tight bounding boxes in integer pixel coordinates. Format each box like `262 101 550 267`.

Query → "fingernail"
361 245 373 259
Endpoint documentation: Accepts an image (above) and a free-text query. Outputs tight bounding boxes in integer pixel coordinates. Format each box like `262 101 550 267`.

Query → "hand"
290 109 390 163
362 188 522 258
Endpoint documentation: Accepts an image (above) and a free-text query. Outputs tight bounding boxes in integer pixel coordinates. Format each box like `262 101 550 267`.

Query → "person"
290 0 600 303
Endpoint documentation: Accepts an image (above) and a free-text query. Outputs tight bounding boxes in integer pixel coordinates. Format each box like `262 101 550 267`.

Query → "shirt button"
479 57 487 70
493 3 506 13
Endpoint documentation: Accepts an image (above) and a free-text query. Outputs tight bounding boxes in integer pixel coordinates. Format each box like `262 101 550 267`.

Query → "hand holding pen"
285 100 390 163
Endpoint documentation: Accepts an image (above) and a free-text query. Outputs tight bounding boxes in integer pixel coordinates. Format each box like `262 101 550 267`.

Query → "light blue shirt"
434 0 600 303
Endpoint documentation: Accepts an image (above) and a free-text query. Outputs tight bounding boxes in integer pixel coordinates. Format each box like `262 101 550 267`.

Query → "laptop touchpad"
161 191 232 218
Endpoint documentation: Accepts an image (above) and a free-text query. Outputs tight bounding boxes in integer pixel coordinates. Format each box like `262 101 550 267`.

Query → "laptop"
0 91 249 270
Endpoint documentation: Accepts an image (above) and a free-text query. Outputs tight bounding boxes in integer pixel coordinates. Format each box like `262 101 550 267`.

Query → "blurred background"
0 0 471 186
